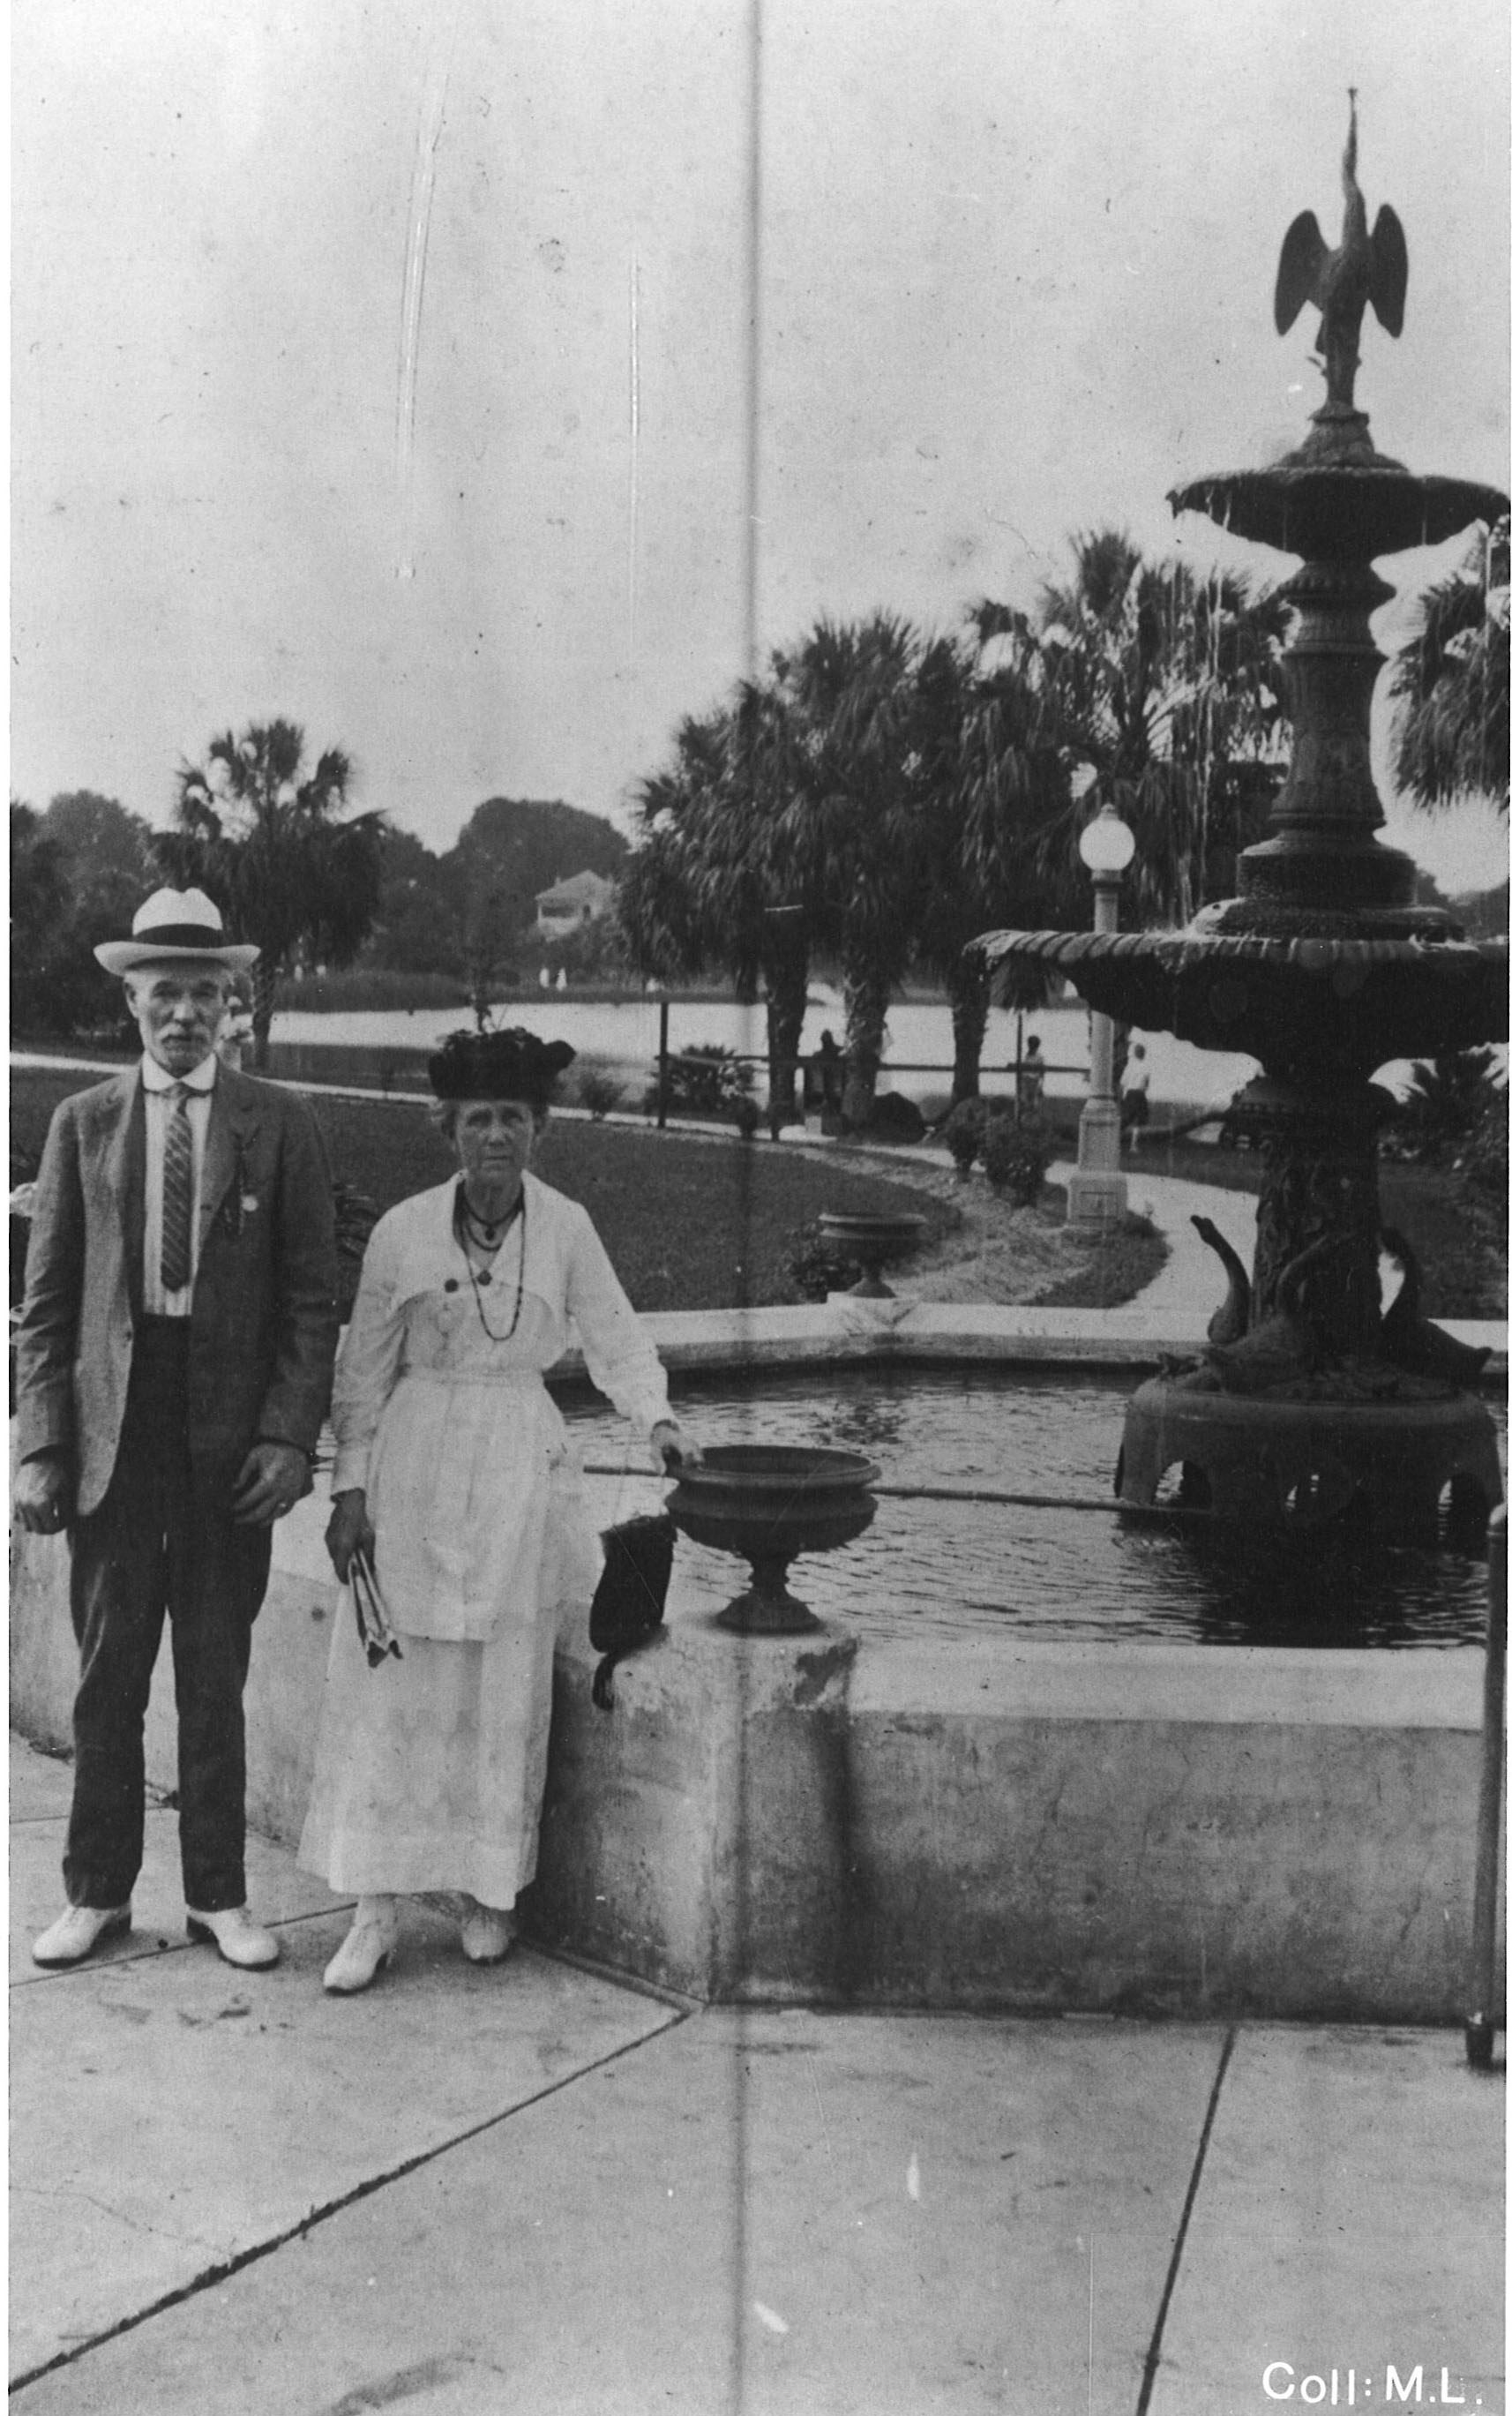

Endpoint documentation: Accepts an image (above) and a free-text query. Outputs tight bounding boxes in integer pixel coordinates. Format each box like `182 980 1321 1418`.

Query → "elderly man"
14 889 339 1971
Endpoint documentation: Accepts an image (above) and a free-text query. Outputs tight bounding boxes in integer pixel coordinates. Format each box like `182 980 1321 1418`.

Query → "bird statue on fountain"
1275 89 1408 451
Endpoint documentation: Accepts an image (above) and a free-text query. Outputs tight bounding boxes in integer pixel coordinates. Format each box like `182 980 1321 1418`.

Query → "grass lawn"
1033 1212 1168 1310
14 1064 1499 1317
1128 1132 1504 1319
11 1069 958 1315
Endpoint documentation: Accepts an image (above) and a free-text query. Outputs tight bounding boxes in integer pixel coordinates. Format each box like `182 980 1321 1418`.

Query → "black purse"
588 1512 676 1709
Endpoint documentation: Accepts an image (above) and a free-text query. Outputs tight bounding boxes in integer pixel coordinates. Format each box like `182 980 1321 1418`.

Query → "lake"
270 994 1271 1111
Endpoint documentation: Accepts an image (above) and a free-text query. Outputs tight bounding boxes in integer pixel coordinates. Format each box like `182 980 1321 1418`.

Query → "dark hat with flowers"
427 1027 576 1107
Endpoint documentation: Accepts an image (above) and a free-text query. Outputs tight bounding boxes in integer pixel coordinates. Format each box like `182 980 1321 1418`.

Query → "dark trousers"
64 1322 273 1911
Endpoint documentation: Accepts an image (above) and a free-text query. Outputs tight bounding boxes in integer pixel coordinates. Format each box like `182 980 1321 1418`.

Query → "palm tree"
156 720 385 1065
767 615 931 1125
618 685 821 1125
1009 529 1289 927
1388 517 1509 816
909 618 1073 1099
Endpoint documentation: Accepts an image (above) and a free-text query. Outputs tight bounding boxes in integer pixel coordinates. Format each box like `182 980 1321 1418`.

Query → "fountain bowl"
666 1444 881 1633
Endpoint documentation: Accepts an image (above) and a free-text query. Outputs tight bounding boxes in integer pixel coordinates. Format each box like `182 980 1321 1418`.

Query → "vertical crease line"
628 252 642 661
394 2 463 581
730 15 764 2412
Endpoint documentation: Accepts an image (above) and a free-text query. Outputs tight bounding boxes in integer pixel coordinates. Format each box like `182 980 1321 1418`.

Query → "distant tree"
460 882 519 1028
361 827 460 975
450 799 627 942
156 719 385 1066
11 802 71 1032
1388 518 1509 816
42 791 154 898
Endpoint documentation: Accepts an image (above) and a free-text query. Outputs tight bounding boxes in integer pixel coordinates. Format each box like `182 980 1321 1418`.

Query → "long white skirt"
297 1590 565 1905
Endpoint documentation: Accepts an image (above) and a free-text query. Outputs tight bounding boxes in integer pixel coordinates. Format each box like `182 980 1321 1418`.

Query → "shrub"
981 1112 1053 1205
784 1222 865 1302
575 1064 624 1121
863 1092 927 1144
641 1042 755 1122
1455 1075 1508 1204
941 1097 989 1174
733 1093 761 1138
1385 1048 1502 1165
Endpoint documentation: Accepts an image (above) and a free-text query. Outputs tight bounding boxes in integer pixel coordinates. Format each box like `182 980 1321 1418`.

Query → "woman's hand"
651 1419 702 1473
326 1488 377 1583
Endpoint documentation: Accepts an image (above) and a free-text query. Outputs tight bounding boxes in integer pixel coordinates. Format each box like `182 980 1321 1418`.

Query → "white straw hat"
94 888 259 976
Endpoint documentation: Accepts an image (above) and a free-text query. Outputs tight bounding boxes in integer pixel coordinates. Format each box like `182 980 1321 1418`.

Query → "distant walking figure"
1017 1036 1045 1122
1119 1043 1151 1152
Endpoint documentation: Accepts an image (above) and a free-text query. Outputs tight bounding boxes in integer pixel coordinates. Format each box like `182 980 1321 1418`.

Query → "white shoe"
324 1897 400 1994
185 1904 281 1970
32 1902 131 1967
458 1900 514 1965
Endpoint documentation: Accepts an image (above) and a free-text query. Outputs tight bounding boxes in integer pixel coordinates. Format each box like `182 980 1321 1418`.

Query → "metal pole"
656 998 670 1129
1466 1503 1506 2069
1066 871 1128 1227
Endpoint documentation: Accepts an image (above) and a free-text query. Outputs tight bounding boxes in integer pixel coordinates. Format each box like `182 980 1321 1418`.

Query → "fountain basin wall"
8 1302 1505 2022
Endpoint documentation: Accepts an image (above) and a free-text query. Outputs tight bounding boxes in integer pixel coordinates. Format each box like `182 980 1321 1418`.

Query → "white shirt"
140 1051 218 1315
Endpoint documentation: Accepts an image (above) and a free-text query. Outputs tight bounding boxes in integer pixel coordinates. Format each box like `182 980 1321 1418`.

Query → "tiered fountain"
976 101 1507 1540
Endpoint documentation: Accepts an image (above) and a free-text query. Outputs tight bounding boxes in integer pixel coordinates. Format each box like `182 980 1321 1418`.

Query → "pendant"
476 1270 492 1287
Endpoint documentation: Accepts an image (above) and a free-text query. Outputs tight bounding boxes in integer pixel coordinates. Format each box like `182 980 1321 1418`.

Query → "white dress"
297 1171 670 1906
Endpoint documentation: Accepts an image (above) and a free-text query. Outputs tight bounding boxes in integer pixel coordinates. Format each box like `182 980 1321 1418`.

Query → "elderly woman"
299 1029 694 1992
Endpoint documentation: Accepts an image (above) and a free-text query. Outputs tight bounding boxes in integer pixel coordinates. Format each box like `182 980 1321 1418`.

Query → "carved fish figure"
1202 1231 1348 1393
1190 1213 1251 1345
1379 1226 1491 1385
1275 91 1408 414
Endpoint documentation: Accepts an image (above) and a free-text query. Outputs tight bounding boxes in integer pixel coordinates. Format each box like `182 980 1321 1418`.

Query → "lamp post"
1066 802 1135 1229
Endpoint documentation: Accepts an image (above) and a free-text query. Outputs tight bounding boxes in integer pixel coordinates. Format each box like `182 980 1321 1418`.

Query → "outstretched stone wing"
1369 203 1408 337
1274 209 1328 334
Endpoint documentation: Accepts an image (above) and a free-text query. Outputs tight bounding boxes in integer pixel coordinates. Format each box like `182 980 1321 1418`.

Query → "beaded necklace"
453 1182 527 1342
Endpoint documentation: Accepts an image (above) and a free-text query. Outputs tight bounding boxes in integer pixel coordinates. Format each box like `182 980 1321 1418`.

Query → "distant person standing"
812 1031 845 1135
1119 1042 1152 1152
1017 1036 1045 1122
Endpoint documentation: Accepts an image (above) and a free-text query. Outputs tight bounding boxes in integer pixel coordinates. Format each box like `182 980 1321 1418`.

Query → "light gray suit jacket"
14 1063 340 1519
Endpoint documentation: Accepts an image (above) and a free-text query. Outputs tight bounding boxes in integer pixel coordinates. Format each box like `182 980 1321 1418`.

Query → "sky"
11 0 1510 891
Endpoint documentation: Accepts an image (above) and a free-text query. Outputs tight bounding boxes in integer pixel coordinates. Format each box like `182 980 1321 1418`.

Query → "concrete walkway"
11 1736 1503 2414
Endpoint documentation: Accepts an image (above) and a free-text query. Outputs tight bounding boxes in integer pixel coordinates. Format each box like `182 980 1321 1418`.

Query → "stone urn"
817 1212 928 1299
665 1444 881 1633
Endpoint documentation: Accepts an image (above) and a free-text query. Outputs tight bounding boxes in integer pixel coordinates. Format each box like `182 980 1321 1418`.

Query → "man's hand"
326 1489 377 1583
651 1419 702 1473
12 1451 71 1534
230 1440 311 1526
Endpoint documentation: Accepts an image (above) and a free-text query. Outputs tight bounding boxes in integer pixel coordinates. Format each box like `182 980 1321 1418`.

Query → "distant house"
534 868 616 939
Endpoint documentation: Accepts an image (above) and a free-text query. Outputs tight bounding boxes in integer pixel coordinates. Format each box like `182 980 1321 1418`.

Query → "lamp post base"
1067 1094 1127 1228
1066 1167 1128 1227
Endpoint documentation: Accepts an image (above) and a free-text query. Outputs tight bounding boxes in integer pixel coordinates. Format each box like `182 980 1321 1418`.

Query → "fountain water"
975 103 1508 1541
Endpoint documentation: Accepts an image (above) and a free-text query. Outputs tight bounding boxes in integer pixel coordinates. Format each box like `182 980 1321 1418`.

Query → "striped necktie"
160 1084 195 1295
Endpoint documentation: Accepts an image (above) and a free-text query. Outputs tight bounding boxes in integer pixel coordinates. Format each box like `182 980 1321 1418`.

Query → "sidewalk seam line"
7 2005 693 2397
1133 2021 1238 2416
